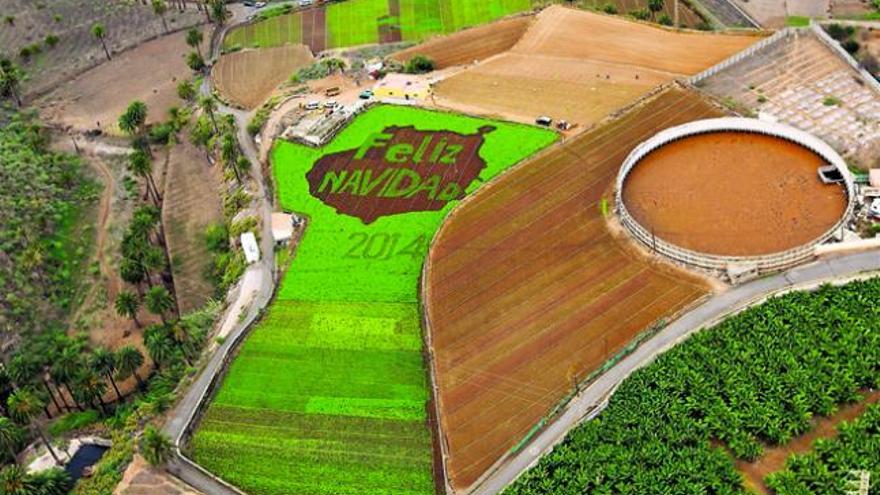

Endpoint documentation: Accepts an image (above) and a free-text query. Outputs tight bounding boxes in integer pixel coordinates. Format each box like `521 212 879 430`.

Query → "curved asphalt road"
469 249 880 495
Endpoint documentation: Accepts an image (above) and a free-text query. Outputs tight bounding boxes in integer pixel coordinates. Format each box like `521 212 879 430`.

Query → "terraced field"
424 87 718 490
224 0 538 52
162 143 224 314
190 106 557 495
213 44 314 109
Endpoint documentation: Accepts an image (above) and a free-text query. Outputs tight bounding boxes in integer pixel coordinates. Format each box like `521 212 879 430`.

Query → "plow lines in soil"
424 87 720 490
190 105 557 495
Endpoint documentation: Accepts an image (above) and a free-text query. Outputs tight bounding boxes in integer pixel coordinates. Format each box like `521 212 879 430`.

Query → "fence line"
689 28 793 84
615 117 855 273
810 22 880 96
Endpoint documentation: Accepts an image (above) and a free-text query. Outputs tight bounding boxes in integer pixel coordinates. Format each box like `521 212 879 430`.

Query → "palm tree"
648 0 664 20
6 356 62 416
198 95 218 133
169 322 194 365
127 150 161 205
29 468 72 495
0 58 24 107
118 100 148 137
0 417 21 463
120 257 148 295
177 79 196 102
210 0 228 27
7 389 61 465
72 371 107 415
145 286 174 325
115 290 142 328
0 465 34 494
49 347 85 412
90 348 123 402
115 346 145 390
92 23 111 61
186 28 203 59
221 133 242 183
140 426 172 466
144 325 177 367
152 0 169 33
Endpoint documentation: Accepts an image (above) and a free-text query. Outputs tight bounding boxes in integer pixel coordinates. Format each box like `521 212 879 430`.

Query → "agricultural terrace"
434 7 760 128
223 0 543 52
697 29 880 168
391 16 533 69
190 106 557 495
213 45 315 109
424 87 716 490
505 278 880 494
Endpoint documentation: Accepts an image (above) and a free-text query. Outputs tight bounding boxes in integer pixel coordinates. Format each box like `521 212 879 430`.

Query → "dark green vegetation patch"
506 279 880 494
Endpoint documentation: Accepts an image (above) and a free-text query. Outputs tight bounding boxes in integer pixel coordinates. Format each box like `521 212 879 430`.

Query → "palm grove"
0 2 238 490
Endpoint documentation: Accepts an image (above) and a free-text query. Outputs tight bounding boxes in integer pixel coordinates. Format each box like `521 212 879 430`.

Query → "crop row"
766 402 880 494
505 278 880 494
192 106 557 494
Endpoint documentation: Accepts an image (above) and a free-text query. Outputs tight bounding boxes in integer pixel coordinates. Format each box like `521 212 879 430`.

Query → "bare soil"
162 142 224 314
424 88 719 490
622 131 848 256
391 16 533 69
50 138 157 402
38 30 204 134
116 455 203 495
435 6 760 129
0 0 203 98
737 389 880 495
213 44 315 109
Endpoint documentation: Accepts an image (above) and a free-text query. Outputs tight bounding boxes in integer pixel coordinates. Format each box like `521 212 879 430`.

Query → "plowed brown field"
391 16 533 69
424 88 719 490
435 6 760 127
213 44 314 109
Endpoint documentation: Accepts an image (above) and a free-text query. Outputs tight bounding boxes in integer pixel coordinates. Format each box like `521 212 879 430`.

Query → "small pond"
64 444 109 483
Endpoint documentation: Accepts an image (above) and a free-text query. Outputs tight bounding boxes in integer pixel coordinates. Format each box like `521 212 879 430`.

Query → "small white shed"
271 213 294 245
241 232 260 264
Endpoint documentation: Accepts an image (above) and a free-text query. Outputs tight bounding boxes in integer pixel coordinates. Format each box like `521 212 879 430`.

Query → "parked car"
243 0 255 6
299 0 314 6
255 1 267 7
324 100 338 109
535 116 553 126
359 90 373 100
870 199 880 219
304 101 320 110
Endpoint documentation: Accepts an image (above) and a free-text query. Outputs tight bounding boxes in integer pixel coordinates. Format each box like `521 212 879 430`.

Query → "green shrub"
629 8 650 20
658 14 673 25
602 3 618 14
48 410 101 438
205 222 230 253
44 34 59 48
404 54 435 74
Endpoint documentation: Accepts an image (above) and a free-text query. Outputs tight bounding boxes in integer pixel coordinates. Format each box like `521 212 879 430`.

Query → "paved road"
162 14 277 495
470 249 880 495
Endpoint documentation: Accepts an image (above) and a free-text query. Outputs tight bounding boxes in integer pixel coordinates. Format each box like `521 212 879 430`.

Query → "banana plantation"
505 278 880 494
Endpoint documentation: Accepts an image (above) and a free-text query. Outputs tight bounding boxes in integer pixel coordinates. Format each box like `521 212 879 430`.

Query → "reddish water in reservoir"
622 131 847 256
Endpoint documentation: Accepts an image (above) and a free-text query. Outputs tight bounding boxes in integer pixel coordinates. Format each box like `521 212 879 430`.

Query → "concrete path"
469 249 880 495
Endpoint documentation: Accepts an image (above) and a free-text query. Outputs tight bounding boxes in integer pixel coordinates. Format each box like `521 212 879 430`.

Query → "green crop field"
190 105 557 495
505 278 880 494
766 402 880 494
224 0 543 51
